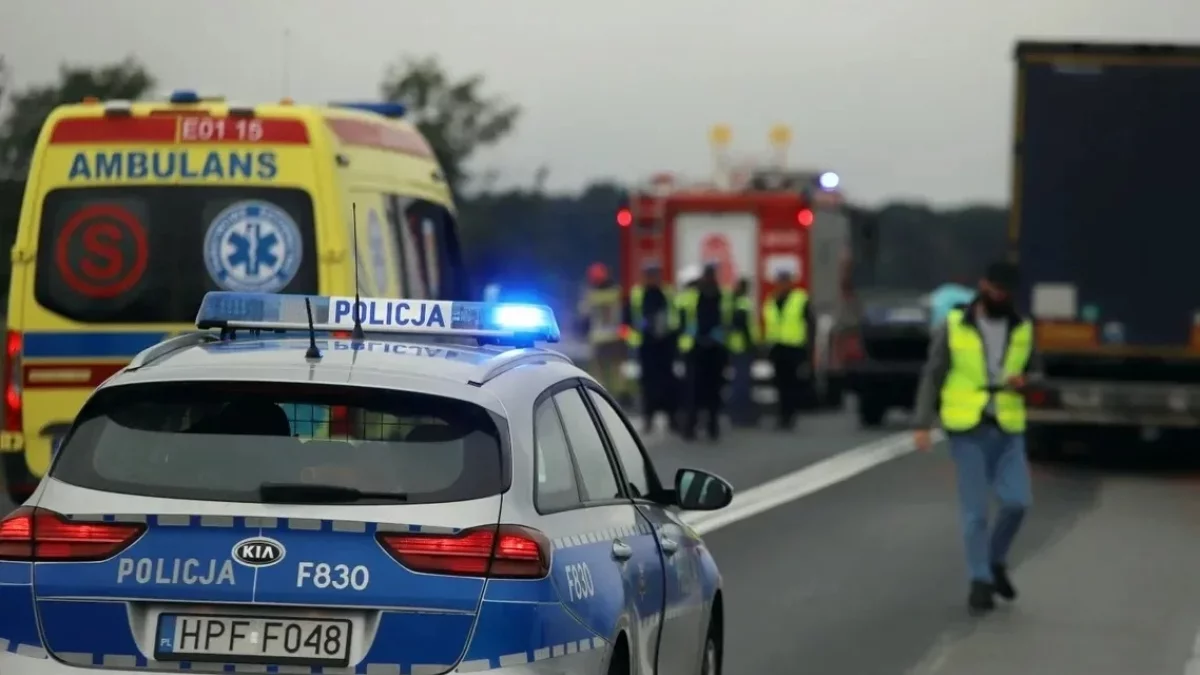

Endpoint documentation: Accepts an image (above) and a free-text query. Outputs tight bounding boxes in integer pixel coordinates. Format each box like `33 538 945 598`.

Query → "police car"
0 291 733 675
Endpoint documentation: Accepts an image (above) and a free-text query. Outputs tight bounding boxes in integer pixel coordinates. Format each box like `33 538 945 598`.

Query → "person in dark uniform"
761 268 814 430
678 263 730 441
726 277 759 427
623 261 678 435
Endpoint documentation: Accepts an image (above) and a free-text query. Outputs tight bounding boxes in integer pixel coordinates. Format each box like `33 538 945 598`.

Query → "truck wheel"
857 395 886 428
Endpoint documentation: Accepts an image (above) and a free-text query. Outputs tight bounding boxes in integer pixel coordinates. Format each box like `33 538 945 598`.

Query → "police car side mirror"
674 468 733 511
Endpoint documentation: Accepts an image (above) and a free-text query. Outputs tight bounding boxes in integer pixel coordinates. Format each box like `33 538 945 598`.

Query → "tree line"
0 55 1006 310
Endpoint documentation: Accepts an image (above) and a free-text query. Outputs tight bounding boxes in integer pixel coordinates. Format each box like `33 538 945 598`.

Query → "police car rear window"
51 380 506 504
34 186 318 324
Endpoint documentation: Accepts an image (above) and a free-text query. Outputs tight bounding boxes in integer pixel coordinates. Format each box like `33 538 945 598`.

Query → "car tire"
606 634 630 675
857 395 886 428
701 616 721 675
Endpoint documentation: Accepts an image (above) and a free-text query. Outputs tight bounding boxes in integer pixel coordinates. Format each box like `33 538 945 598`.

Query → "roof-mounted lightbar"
194 292 560 344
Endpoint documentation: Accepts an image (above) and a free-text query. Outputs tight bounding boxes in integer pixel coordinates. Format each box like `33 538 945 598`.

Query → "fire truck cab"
617 170 850 412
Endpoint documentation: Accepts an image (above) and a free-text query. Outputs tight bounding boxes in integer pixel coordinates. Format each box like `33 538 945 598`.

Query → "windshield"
51 380 506 504
34 186 318 323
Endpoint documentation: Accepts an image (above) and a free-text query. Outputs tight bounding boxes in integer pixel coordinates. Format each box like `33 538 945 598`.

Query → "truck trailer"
1012 41 1200 456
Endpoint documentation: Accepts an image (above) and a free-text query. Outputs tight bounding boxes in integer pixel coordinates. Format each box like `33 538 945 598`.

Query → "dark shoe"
968 581 996 616
991 564 1017 601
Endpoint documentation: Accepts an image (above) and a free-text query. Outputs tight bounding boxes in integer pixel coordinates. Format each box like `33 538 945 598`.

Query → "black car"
842 291 931 427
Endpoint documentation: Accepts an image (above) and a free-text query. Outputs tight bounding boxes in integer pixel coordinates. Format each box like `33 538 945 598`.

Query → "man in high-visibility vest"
677 263 729 441
913 261 1035 617
623 261 678 434
727 277 760 427
761 268 813 430
579 262 624 395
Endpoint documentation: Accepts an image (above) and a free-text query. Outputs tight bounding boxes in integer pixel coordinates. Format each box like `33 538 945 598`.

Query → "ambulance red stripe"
23 363 126 389
324 118 434 158
49 117 310 144
50 118 177 143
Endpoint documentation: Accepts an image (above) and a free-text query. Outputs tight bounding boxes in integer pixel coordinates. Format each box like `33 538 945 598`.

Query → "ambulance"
616 169 851 409
2 90 469 503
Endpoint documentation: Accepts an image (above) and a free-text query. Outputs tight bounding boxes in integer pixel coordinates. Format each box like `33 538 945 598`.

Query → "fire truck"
616 169 851 410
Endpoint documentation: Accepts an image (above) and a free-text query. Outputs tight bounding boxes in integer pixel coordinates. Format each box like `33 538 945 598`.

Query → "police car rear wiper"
258 482 409 504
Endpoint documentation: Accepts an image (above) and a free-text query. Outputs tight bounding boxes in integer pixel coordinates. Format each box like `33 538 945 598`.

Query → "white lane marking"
1183 630 1200 675
905 632 958 675
682 430 945 535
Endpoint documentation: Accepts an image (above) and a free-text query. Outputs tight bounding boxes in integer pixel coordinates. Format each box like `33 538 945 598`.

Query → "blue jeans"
949 425 1033 583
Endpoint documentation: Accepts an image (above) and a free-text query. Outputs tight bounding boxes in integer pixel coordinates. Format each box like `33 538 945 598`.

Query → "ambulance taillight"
3 330 22 434
617 208 633 228
797 209 814 227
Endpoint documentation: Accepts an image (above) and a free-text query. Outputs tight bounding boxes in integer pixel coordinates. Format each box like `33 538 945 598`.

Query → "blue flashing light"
169 89 201 104
331 102 407 118
195 292 560 344
818 172 840 190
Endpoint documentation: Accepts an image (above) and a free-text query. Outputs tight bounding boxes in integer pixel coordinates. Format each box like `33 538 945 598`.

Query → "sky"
2 0 1199 206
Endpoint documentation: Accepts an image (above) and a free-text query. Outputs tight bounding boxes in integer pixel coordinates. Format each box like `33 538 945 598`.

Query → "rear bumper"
0 649 603 674
1027 379 1200 428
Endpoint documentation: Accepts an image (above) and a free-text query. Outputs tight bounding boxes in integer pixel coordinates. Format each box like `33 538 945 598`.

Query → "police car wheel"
701 634 719 675
607 635 630 675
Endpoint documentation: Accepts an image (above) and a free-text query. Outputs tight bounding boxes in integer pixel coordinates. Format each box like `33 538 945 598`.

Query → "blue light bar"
195 292 560 343
331 102 407 118
169 89 201 104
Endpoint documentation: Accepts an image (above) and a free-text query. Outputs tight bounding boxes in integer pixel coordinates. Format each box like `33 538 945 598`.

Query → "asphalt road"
8 404 1200 674
643 411 1200 675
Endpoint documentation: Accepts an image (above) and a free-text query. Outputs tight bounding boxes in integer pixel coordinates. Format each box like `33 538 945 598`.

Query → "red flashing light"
796 209 814 227
378 524 550 578
616 208 633 228
0 507 145 561
4 330 22 433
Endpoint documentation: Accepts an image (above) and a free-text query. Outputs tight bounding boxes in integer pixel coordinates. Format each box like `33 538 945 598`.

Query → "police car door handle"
659 537 679 556
611 540 634 561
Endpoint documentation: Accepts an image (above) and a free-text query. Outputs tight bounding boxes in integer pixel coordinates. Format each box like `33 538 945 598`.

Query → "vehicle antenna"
350 203 365 341
303 297 321 360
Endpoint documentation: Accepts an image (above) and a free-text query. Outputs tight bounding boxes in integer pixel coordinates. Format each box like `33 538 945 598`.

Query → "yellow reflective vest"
939 308 1033 433
625 284 676 347
676 288 732 353
727 295 759 354
583 286 622 344
762 289 809 347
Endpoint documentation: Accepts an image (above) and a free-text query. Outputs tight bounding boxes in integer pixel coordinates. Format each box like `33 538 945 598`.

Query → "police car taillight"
377 524 550 579
0 507 146 561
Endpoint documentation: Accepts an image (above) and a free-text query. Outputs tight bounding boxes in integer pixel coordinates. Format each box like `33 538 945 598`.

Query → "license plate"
154 614 352 666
